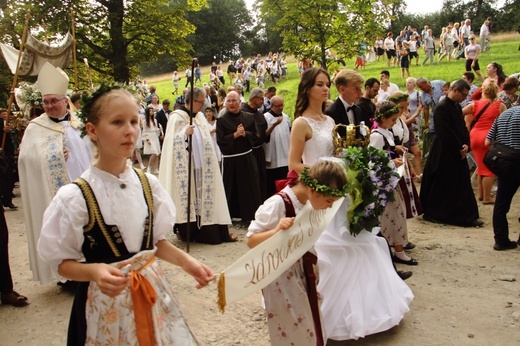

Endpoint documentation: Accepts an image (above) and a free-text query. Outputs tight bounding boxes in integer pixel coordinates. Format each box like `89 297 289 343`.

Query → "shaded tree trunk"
107 0 129 82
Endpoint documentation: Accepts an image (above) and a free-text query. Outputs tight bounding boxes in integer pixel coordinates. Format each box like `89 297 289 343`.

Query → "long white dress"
142 118 161 155
311 119 413 341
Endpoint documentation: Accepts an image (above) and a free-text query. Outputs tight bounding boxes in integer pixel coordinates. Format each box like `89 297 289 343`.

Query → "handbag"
470 102 491 130
483 142 520 177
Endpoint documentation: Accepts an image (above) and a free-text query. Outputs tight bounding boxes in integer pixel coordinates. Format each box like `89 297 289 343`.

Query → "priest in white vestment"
18 62 91 284
159 87 234 244
263 95 291 197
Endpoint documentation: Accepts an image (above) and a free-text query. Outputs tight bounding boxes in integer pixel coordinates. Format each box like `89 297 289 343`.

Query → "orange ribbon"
128 256 157 346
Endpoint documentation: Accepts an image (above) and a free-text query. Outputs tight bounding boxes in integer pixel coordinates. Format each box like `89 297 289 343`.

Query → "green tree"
0 0 204 86
185 0 251 65
258 0 398 70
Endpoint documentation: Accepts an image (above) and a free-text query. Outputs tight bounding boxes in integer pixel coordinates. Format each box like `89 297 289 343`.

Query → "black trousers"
0 207 13 293
493 174 520 245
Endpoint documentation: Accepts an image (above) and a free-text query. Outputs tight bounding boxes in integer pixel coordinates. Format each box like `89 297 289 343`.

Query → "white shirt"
480 23 489 36
38 164 175 279
263 111 291 168
384 38 395 50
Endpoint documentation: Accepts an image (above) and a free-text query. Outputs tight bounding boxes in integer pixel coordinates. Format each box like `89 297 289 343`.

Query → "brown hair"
502 77 519 92
294 67 330 118
303 160 347 195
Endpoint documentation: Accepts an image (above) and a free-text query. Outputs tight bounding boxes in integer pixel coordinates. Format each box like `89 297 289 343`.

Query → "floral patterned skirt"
84 250 199 346
262 260 318 346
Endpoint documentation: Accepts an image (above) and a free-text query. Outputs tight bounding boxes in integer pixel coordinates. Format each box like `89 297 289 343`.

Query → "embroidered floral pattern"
43 133 69 196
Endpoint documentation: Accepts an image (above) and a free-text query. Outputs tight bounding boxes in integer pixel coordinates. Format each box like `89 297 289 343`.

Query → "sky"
404 0 443 14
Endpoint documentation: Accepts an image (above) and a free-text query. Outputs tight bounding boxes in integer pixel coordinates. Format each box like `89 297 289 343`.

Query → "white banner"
217 197 344 312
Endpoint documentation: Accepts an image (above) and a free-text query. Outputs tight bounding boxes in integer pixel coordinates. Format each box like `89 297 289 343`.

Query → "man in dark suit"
155 99 171 148
356 78 380 129
325 69 365 137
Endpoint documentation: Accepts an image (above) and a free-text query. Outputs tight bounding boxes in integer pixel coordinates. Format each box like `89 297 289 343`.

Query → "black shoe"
423 215 441 224
467 219 484 227
493 241 518 251
404 242 416 250
397 271 413 280
392 255 419 265
57 280 79 293
3 202 18 209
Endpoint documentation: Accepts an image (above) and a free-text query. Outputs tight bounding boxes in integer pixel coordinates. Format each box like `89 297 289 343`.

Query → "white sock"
394 251 411 261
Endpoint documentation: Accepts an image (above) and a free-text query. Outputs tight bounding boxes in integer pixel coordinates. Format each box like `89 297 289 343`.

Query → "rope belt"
222 149 252 158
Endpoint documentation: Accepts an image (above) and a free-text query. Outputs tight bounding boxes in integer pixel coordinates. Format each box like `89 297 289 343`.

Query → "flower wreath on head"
388 93 409 103
299 167 349 198
376 105 400 119
77 83 135 137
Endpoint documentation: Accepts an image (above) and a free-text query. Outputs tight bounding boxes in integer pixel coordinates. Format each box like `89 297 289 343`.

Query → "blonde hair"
482 79 499 100
333 69 364 90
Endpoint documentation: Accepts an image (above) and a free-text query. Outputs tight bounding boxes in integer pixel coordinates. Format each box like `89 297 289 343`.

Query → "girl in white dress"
370 101 417 265
142 105 161 174
248 160 347 346
289 75 413 340
38 85 215 345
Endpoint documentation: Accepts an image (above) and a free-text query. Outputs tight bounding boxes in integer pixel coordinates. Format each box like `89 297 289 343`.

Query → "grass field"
153 37 520 119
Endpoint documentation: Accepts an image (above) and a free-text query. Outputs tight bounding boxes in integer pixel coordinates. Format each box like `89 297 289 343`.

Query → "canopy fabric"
0 32 73 76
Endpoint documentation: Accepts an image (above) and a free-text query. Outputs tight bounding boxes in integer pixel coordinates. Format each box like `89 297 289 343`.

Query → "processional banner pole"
2 13 30 150
185 58 198 253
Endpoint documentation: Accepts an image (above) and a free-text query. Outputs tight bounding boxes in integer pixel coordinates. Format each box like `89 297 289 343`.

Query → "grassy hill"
152 37 519 119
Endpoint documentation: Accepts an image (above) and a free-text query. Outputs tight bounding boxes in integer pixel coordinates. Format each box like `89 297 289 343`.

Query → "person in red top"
462 79 506 204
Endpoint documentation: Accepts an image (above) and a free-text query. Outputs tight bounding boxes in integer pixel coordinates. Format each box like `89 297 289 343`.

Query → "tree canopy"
258 0 398 69
0 0 205 87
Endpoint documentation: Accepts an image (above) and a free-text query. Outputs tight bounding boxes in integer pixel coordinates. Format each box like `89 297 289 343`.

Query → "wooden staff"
185 57 198 253
69 8 78 91
3 13 30 150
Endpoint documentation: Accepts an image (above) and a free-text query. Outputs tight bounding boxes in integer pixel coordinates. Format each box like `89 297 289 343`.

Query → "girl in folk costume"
142 105 161 174
247 160 348 346
38 84 214 345
370 101 418 265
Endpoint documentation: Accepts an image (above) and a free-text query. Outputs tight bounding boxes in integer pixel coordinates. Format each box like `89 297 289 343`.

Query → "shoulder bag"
483 141 520 177
470 101 491 130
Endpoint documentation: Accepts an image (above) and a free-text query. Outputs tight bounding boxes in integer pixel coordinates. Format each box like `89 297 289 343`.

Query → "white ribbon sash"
217 197 344 312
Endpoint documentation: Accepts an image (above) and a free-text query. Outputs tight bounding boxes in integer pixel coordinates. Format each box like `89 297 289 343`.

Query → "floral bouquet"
338 146 401 236
16 82 42 110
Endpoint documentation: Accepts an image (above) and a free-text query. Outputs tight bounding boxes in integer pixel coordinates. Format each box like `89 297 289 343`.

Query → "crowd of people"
1 25 519 343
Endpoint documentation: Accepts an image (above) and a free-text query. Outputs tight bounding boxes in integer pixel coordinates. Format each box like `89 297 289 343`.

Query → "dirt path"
1 185 520 345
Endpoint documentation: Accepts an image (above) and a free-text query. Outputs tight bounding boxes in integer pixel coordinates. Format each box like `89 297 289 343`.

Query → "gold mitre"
37 61 69 96
333 124 371 155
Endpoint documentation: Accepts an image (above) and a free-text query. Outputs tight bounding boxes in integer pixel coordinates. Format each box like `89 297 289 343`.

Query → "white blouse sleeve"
38 184 89 278
247 195 286 237
147 173 176 243
369 132 385 150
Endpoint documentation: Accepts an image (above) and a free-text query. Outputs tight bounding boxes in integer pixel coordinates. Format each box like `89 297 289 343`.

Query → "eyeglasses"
193 99 205 104
271 104 284 108
42 97 66 106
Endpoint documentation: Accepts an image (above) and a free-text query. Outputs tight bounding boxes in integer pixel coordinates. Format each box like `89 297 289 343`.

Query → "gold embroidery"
75 178 121 257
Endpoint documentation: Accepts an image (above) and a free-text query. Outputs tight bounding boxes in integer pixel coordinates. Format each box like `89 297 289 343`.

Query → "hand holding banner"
217 197 343 312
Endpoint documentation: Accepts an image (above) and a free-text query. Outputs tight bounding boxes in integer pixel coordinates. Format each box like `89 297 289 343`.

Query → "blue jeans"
493 175 520 244
458 37 469 58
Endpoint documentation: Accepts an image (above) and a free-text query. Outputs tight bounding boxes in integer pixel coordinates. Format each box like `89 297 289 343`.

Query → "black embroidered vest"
73 169 154 264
